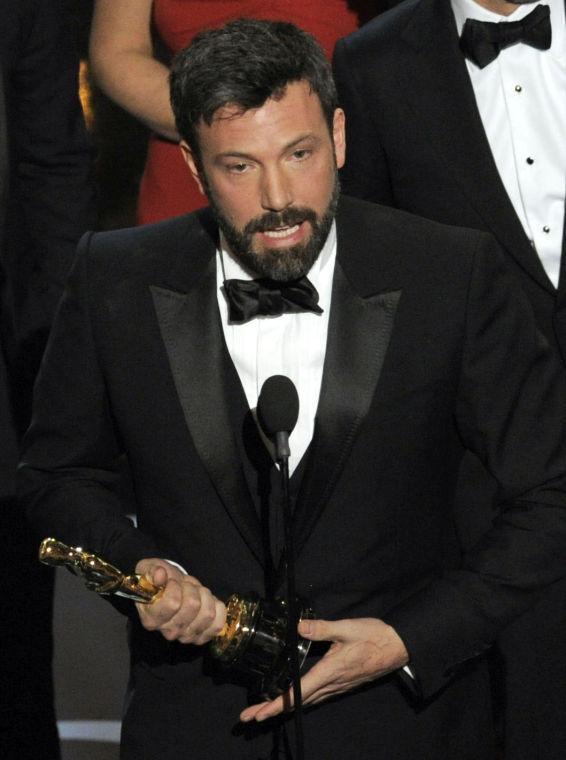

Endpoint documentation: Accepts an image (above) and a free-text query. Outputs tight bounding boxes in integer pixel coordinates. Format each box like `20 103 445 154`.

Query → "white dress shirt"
216 222 336 475
451 0 566 287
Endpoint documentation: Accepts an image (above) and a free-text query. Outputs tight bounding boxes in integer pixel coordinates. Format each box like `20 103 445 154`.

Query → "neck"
471 0 526 16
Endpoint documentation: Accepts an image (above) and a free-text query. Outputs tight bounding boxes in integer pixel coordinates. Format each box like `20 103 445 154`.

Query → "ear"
179 141 206 196
332 108 346 170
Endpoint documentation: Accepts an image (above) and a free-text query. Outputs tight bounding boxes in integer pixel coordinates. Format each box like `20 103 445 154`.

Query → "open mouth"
262 224 301 239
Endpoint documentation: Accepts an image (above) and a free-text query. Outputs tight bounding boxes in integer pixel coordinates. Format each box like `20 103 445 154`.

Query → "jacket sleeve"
384 232 566 697
18 232 159 580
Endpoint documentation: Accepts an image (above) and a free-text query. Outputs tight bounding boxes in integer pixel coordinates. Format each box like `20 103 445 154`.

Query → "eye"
291 149 311 161
226 162 250 174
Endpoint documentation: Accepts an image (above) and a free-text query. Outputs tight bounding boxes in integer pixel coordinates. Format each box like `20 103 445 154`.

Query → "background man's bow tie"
459 4 551 69
223 276 323 323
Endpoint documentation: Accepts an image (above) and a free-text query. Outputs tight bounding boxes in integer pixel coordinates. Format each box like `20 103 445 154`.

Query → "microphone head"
257 375 299 437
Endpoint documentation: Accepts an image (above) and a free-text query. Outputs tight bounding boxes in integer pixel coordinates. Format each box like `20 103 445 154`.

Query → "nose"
260 166 293 212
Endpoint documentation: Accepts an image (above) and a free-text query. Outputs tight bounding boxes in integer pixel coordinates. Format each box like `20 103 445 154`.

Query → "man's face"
182 80 346 281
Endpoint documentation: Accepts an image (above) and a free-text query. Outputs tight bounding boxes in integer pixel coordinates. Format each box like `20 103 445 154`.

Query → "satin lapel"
150 262 264 568
293 262 401 558
398 0 553 293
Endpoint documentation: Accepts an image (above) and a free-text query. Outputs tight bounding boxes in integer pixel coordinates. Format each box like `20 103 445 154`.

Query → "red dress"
138 0 364 224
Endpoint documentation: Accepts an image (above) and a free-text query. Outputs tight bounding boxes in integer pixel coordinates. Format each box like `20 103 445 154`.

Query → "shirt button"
526 157 534 165
543 226 550 233
515 84 522 92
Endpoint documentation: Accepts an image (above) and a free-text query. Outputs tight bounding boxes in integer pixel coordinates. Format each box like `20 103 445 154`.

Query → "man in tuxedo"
19 18 566 760
333 1 566 757
0 1 95 756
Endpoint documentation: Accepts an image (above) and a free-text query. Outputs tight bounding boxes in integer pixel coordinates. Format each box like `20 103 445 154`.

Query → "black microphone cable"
258 375 304 760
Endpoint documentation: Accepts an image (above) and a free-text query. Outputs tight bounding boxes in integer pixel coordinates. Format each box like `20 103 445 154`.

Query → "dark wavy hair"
170 18 338 157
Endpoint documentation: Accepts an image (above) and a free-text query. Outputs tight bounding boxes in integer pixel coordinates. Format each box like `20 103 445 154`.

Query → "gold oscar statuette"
39 538 313 697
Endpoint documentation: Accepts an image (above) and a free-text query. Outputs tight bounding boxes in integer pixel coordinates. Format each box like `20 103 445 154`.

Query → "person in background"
333 1 566 757
0 1 95 756
89 0 381 224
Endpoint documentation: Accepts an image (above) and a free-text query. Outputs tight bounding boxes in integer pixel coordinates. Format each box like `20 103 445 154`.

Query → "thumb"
298 618 345 643
135 558 176 587
150 564 170 587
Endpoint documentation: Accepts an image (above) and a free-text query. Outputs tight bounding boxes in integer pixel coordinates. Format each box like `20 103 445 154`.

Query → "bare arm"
89 0 179 141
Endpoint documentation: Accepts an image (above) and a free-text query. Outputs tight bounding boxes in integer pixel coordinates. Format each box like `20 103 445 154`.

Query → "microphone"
257 375 299 462
257 375 305 759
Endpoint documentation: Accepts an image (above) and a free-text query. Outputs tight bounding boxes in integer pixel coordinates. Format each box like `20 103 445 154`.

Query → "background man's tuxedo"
333 4 566 757
0 1 95 756
20 196 566 759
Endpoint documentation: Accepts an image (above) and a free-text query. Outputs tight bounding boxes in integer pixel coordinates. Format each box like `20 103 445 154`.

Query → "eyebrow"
215 133 320 162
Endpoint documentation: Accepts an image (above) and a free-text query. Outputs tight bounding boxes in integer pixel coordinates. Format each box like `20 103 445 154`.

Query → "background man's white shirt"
452 0 566 286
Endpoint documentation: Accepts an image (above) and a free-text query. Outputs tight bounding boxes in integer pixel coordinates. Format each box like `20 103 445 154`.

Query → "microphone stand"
276 433 305 760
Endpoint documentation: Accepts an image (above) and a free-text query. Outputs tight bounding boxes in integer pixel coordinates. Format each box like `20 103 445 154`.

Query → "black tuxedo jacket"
20 197 566 759
333 5 566 757
334 0 566 359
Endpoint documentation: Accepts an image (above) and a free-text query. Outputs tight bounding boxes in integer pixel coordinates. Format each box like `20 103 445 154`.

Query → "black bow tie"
223 276 323 324
460 4 551 69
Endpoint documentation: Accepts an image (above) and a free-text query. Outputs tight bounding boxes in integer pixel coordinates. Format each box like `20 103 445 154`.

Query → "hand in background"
135 558 226 645
240 617 409 722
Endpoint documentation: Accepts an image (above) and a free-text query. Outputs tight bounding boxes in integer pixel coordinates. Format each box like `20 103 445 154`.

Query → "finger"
135 558 183 587
183 574 202 586
304 671 370 706
211 598 227 635
239 701 269 722
240 661 329 723
178 585 218 644
136 578 183 630
304 685 346 705
298 618 347 643
162 578 202 633
297 654 342 700
189 600 226 645
300 663 360 706
240 695 286 723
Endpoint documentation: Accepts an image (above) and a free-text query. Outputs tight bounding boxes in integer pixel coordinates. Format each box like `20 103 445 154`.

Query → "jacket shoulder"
336 194 492 292
78 208 217 287
335 0 421 60
338 194 487 248
84 208 215 259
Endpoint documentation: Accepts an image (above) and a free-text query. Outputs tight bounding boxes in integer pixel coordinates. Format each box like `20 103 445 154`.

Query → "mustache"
244 207 318 235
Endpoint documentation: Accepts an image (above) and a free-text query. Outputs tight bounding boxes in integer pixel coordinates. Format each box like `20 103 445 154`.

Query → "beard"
205 171 340 282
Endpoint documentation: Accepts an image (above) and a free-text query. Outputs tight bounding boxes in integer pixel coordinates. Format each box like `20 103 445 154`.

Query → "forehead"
197 80 329 157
